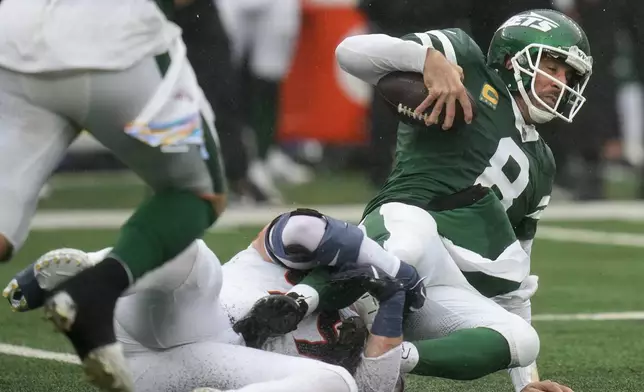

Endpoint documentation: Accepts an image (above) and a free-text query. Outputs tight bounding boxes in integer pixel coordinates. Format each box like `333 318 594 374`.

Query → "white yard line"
0 343 80 364
536 227 644 248
1 310 642 365
29 201 644 231
28 203 644 248
532 311 644 321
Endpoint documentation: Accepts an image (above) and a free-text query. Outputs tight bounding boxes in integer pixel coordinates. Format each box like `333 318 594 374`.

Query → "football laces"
397 103 429 122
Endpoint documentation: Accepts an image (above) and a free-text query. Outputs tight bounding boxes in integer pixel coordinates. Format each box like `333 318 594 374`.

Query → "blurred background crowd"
57 0 644 205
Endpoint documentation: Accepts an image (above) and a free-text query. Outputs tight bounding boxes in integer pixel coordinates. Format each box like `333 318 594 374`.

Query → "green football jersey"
155 0 175 19
362 28 556 243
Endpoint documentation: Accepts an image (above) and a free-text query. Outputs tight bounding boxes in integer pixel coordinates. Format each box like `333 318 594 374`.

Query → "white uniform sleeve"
504 296 537 392
335 34 427 85
494 274 539 392
509 362 539 392
354 345 402 392
519 239 533 258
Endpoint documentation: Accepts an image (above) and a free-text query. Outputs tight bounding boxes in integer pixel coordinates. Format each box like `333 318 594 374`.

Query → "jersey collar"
509 92 540 143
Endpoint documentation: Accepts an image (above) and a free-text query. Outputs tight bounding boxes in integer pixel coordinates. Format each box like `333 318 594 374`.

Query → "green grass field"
0 172 642 391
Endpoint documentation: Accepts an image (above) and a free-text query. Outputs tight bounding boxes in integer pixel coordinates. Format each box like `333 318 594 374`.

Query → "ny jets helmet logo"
498 11 560 33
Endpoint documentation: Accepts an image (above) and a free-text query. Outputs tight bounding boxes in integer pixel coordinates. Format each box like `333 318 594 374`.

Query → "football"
375 71 477 128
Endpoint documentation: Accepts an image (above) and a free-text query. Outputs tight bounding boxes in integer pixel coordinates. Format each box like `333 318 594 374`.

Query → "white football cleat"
248 160 284 204
266 148 314 185
34 248 94 291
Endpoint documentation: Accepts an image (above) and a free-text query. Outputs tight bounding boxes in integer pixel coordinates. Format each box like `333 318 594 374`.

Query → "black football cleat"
43 259 133 392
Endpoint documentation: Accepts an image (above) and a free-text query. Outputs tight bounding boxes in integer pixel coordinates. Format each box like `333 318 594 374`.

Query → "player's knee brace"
264 208 364 270
506 316 540 367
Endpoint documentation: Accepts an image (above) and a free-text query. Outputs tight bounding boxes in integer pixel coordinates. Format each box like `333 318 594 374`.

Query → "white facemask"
511 44 592 123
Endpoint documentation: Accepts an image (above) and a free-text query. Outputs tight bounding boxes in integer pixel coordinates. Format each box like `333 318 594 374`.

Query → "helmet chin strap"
526 100 556 124
514 70 556 124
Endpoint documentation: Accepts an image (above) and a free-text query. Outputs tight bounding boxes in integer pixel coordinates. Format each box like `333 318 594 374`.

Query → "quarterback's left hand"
522 380 573 392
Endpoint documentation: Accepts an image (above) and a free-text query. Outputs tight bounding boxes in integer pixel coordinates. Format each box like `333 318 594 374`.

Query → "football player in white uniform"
5 209 421 392
0 1 226 390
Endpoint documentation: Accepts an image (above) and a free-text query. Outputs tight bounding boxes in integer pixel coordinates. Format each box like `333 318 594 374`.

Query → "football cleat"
44 291 134 392
3 248 93 312
233 293 308 349
34 248 94 291
43 258 133 392
2 278 31 312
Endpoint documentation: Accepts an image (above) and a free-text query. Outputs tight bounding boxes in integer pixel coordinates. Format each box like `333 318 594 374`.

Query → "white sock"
400 341 420 373
287 283 320 316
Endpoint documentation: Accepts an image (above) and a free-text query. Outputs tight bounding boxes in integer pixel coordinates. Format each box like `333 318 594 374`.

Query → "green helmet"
487 9 593 123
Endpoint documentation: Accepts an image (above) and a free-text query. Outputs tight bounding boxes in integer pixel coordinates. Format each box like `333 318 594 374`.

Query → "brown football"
375 71 477 128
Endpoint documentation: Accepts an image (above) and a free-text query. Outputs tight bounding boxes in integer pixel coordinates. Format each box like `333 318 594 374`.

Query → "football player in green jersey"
239 9 590 392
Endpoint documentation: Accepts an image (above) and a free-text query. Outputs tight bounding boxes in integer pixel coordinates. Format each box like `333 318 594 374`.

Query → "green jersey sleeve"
155 0 175 19
513 146 555 241
401 28 485 67
514 194 552 241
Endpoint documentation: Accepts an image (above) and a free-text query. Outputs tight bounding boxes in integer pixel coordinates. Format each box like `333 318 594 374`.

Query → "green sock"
411 328 511 380
110 190 216 280
298 267 367 312
250 77 279 160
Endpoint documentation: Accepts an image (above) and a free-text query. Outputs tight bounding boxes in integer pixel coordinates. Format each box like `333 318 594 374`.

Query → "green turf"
0 228 642 391
405 320 644 392
530 239 644 313
40 171 375 210
38 167 643 210
2 320 642 392
0 356 93 392
543 219 644 233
